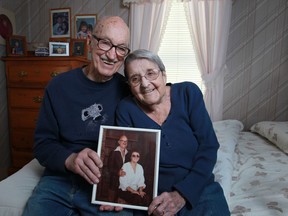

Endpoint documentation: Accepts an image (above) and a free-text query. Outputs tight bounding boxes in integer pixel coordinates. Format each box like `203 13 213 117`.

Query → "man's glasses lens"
92 35 130 56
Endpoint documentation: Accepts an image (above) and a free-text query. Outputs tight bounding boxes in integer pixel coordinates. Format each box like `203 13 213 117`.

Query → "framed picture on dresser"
91 125 161 211
74 14 97 39
70 39 87 57
50 8 71 38
49 41 69 56
6 35 27 56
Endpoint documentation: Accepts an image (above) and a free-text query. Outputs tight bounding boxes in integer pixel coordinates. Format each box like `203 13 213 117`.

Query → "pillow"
0 159 44 216
212 119 244 201
250 121 288 153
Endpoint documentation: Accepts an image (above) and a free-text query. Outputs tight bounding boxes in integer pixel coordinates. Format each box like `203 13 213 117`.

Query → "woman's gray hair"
124 49 166 77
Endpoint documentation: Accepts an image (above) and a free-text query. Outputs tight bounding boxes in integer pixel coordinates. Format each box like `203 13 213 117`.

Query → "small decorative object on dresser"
1 56 89 173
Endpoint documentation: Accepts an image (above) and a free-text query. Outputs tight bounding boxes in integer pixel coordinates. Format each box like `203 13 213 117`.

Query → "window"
158 0 204 93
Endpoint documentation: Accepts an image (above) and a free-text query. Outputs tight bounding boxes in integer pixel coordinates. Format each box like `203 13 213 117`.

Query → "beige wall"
224 0 288 129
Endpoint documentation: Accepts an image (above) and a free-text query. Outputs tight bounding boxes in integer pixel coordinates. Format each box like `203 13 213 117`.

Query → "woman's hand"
148 191 186 216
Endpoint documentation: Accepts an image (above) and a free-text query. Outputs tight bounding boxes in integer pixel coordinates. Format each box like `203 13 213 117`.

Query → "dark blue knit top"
116 82 219 208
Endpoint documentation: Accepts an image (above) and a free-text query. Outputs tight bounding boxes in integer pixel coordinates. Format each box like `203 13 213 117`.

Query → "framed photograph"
92 125 161 211
6 35 27 56
70 39 87 57
50 8 71 38
49 42 69 56
74 14 97 39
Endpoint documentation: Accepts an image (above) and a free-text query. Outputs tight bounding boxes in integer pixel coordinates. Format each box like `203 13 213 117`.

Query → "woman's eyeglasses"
128 69 161 87
132 154 140 158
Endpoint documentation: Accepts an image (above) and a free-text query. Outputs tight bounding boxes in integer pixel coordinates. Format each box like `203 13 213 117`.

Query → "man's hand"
118 168 126 177
99 205 123 212
65 148 103 184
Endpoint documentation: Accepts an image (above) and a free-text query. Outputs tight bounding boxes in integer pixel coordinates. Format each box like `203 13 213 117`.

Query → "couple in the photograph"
108 135 150 207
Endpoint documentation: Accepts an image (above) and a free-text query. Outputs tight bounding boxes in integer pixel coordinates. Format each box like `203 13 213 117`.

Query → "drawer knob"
18 71 28 78
51 72 59 77
33 96 43 103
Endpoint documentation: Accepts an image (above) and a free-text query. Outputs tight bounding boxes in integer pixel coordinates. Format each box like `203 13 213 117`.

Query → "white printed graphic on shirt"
81 103 103 121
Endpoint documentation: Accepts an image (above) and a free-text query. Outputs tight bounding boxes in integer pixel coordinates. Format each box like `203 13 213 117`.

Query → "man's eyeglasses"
128 69 161 87
92 35 130 57
132 154 140 158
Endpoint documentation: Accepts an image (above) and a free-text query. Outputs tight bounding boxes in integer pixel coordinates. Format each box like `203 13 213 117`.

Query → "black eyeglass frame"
91 34 130 57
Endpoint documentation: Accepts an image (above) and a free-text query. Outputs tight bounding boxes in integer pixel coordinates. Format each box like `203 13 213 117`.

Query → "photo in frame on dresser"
6 35 27 56
70 38 87 57
74 14 97 39
92 125 161 211
50 8 71 38
49 41 69 56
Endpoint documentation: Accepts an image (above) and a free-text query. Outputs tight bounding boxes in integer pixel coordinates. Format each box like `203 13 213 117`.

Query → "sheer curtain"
122 0 171 53
183 0 232 121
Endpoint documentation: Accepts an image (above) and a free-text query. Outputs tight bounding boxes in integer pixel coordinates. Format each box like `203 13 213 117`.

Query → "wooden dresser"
2 56 89 173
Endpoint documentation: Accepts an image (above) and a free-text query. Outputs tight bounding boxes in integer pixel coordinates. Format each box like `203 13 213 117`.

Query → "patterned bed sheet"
229 132 288 216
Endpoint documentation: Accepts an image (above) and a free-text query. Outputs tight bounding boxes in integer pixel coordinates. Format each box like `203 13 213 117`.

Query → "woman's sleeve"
119 164 129 191
137 165 146 189
173 83 219 207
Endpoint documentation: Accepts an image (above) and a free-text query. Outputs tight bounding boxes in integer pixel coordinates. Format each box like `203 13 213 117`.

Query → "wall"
224 0 288 129
0 0 128 44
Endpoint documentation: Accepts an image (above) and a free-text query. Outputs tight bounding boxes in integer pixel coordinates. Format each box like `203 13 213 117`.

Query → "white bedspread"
229 132 288 215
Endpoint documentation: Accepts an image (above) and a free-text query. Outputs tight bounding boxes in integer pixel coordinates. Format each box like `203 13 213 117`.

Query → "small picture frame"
70 39 87 57
91 125 161 211
74 14 97 39
50 8 71 38
49 42 69 56
6 35 27 56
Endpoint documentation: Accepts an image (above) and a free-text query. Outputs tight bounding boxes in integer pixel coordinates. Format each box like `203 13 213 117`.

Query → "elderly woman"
116 49 230 216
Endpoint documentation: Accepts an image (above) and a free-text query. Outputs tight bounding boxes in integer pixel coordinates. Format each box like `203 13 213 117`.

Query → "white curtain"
183 0 232 121
122 0 171 53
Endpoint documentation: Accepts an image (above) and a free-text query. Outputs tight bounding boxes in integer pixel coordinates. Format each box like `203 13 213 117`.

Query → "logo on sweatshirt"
81 103 103 121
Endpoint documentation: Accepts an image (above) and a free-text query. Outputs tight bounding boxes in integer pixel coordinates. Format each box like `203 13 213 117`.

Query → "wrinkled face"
126 59 167 106
131 151 140 163
89 17 129 78
118 135 128 150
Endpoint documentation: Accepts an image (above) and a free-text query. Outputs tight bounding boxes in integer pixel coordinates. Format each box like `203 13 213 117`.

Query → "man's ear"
87 34 92 52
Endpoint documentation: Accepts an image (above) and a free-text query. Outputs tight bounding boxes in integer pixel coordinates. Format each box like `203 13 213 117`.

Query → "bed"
0 120 287 216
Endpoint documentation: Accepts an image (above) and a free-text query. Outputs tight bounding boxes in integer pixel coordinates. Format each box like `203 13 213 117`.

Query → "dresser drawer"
9 88 44 109
10 129 34 149
7 64 71 87
10 109 39 129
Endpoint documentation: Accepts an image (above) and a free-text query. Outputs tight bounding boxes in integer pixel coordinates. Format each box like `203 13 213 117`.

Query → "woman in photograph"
118 150 149 206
